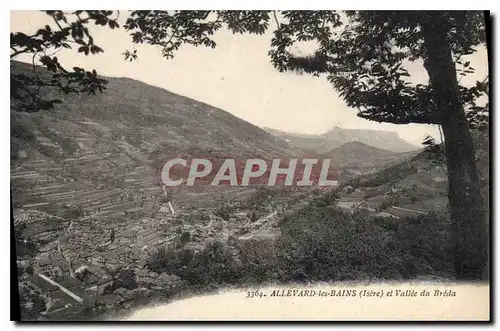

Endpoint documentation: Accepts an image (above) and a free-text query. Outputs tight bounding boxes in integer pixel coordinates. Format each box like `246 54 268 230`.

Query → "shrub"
60 138 78 155
181 241 242 287
115 269 138 290
276 205 454 282
389 214 454 278
322 190 340 204
15 224 38 258
238 238 280 283
36 144 59 159
147 247 184 274
147 242 242 288
102 268 138 294
373 216 400 232
249 211 258 222
11 141 20 160
183 211 211 224
62 205 84 219
245 187 277 209
179 232 191 246
147 206 457 291
311 188 321 196
276 207 392 281
351 159 418 188
19 291 46 321
11 123 36 142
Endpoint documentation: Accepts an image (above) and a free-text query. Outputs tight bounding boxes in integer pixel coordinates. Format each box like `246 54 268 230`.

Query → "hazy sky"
10 11 489 146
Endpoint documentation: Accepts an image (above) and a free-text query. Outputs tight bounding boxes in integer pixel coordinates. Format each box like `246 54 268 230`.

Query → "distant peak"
343 140 368 146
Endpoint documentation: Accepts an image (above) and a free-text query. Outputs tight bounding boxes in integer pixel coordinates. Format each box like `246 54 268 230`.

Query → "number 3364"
246 290 264 298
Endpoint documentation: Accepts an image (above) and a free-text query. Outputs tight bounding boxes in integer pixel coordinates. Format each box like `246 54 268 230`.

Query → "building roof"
357 201 376 210
337 200 361 209
374 212 400 219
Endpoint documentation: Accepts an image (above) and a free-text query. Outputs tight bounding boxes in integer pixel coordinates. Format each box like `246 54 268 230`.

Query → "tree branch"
272 11 280 29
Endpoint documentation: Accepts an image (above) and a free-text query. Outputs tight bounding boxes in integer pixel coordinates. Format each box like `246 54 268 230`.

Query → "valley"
11 60 489 321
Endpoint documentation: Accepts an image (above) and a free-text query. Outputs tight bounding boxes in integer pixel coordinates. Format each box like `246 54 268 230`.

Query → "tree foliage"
11 10 488 127
10 10 118 111
421 135 447 171
122 11 489 127
11 10 490 279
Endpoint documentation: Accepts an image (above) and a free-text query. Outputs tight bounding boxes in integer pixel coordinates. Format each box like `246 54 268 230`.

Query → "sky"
10 10 489 146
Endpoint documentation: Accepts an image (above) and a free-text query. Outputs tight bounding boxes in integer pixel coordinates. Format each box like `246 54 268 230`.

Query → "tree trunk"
421 13 488 280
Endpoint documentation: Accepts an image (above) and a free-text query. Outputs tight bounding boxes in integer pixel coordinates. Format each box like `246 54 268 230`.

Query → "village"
14 169 444 320
12 157 310 320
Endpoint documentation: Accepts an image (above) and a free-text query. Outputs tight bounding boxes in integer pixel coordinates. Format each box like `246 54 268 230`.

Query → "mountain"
319 141 420 179
11 61 297 161
263 126 420 154
341 127 489 215
322 126 419 153
323 141 409 167
10 60 301 213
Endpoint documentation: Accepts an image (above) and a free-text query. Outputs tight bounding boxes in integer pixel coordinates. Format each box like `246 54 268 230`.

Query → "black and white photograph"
9 9 491 321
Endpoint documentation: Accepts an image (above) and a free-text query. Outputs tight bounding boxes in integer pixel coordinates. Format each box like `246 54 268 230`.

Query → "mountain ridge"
10 60 303 212
321 140 420 178
11 60 299 163
263 125 420 154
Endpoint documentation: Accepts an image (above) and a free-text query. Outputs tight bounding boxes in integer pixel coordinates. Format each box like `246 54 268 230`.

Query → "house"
341 185 355 194
336 199 362 213
335 198 376 214
433 176 447 183
18 150 28 158
20 274 91 319
364 195 387 211
347 189 366 199
386 206 428 219
159 202 175 214
389 185 401 194
356 201 377 212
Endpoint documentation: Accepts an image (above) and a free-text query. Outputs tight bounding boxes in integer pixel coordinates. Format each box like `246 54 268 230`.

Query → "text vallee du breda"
160 158 339 187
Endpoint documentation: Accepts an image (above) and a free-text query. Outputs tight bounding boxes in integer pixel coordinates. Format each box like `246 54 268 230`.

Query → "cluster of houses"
333 185 428 219
334 198 428 219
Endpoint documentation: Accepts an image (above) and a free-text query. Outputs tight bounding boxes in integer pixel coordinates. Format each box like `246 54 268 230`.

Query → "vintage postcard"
10 10 490 321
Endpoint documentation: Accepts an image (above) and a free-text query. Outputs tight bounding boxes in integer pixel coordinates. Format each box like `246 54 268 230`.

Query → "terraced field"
11 153 160 218
11 153 261 220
